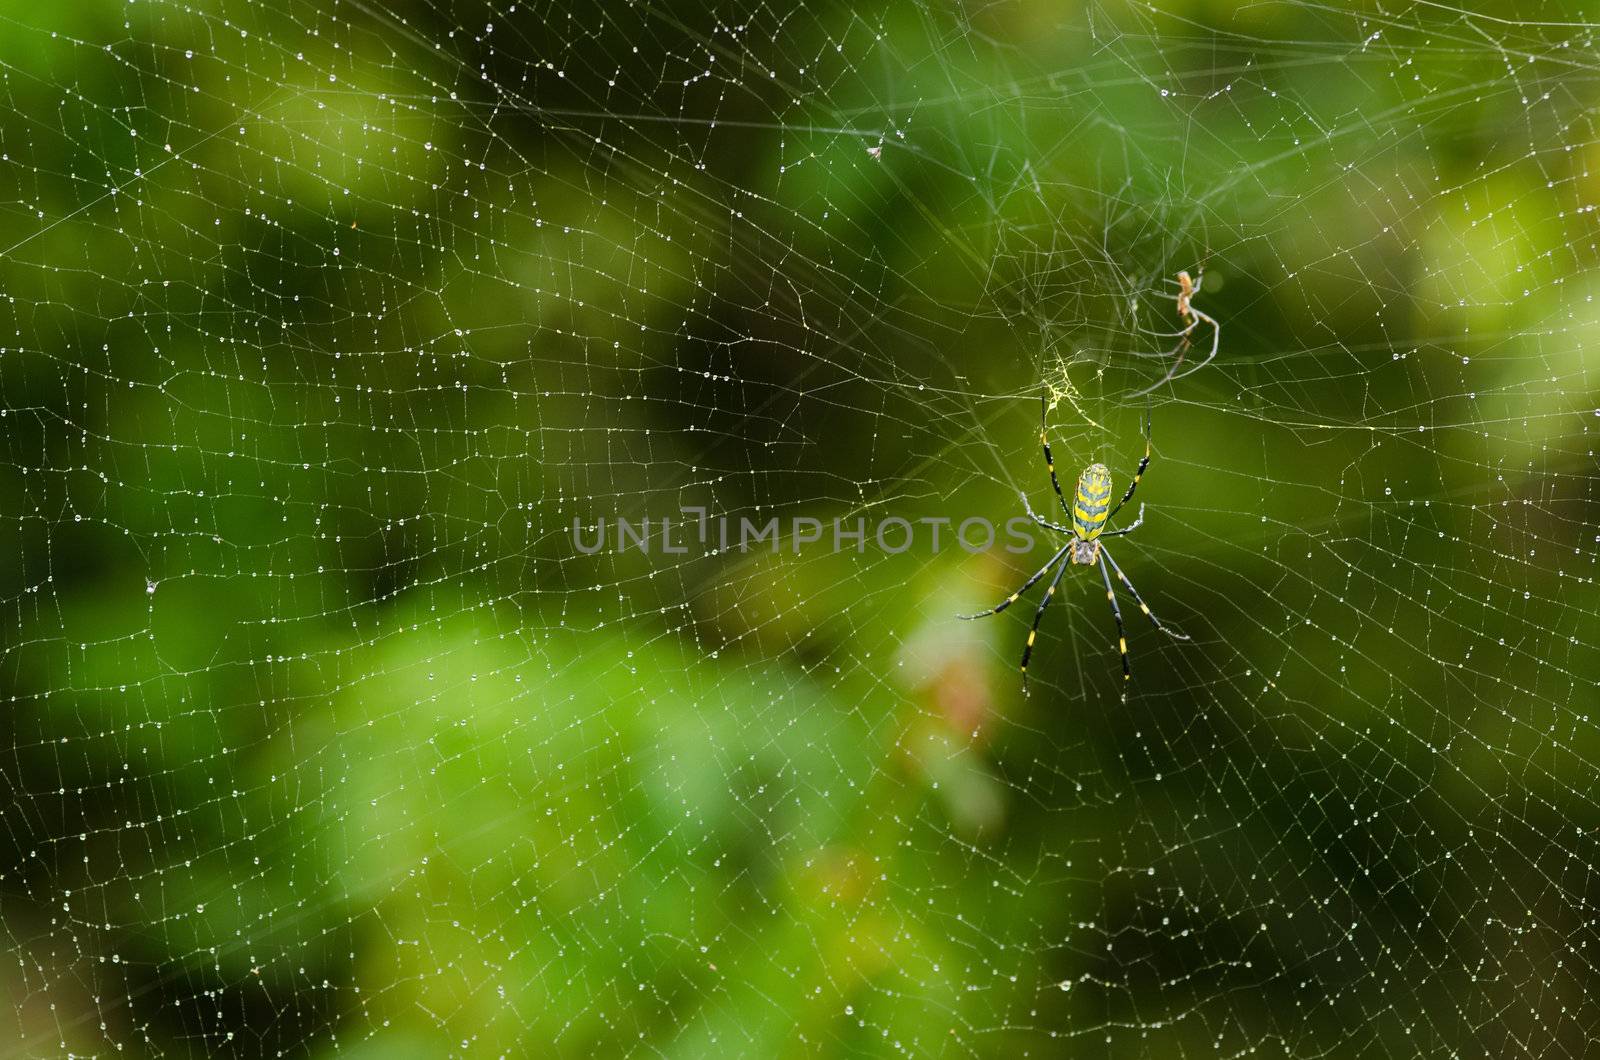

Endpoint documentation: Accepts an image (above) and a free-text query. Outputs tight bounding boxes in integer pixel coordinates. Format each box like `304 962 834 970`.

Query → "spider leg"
1019 550 1074 693
1021 490 1073 535
1039 395 1073 519
1164 307 1221 385
1131 332 1193 398
957 543 1072 620
1107 406 1151 521
1152 269 1202 299
1096 551 1131 682
1100 544 1190 641
1135 323 1199 340
1100 503 1144 537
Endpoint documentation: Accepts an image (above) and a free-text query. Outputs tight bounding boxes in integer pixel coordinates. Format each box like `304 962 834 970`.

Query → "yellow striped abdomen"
1073 463 1113 541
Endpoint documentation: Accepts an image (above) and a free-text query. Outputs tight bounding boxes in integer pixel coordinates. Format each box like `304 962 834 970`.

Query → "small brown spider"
1135 268 1220 396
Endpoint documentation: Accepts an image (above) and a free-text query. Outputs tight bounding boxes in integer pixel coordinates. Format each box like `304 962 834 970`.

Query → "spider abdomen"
1072 463 1113 542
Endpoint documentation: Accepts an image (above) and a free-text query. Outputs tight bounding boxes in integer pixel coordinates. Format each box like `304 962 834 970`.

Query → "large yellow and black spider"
961 398 1188 691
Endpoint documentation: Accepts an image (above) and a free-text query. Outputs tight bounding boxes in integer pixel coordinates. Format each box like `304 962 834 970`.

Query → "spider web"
1 0 1597 1055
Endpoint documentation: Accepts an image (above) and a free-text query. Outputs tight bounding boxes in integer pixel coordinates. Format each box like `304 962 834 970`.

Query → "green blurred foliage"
0 0 1598 1056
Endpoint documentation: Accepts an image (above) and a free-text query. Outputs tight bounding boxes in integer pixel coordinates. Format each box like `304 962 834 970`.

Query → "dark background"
0 0 1597 1055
